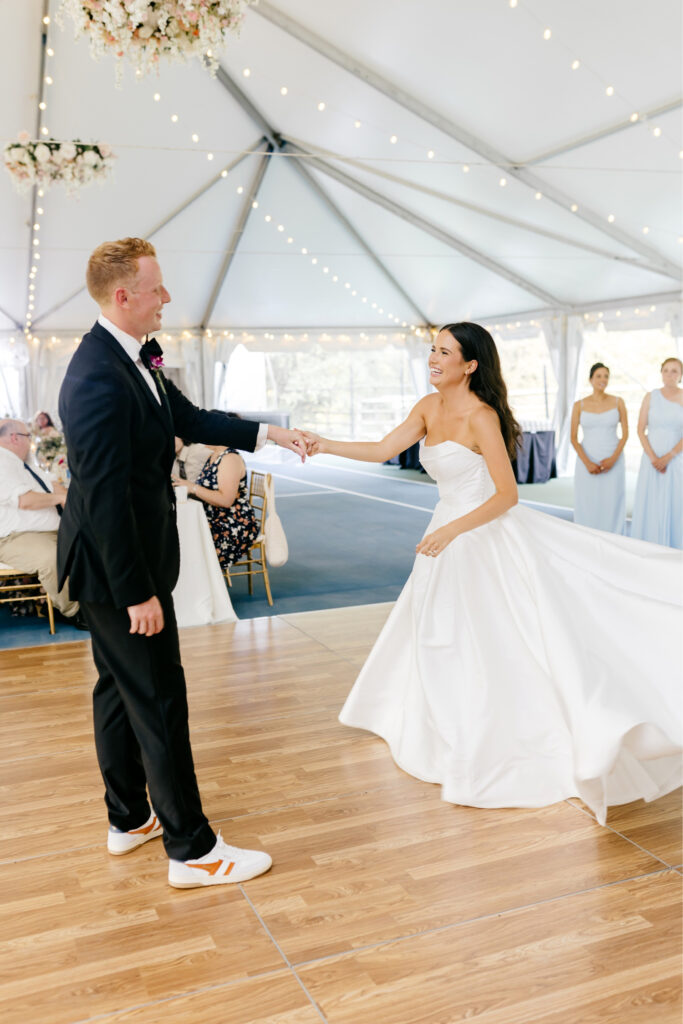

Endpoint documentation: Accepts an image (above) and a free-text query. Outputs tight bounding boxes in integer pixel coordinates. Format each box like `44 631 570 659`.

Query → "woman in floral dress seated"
176 445 259 569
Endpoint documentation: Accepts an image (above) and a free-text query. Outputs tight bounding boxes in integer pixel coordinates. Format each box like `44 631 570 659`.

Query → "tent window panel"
215 345 417 440
496 333 558 428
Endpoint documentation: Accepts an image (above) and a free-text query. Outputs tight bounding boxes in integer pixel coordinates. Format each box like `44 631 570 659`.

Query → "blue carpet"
1 458 583 647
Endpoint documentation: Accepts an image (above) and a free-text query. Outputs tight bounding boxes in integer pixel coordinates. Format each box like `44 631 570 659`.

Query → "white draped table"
172 499 237 628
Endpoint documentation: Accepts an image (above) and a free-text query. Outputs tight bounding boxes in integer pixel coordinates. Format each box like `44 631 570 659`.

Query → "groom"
58 237 305 888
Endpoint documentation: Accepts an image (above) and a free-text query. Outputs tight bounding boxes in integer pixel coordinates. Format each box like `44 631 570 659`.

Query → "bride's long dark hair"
441 322 522 460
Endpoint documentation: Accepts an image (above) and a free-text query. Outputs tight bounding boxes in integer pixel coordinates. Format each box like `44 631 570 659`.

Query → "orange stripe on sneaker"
129 816 158 836
186 859 235 877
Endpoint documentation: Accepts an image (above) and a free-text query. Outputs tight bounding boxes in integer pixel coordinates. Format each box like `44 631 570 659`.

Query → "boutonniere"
150 355 164 369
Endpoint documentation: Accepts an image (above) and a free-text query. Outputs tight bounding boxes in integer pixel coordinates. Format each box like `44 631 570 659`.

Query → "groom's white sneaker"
168 831 272 889
107 810 163 855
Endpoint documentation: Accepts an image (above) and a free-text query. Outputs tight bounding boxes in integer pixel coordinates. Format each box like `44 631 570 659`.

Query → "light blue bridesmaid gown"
574 402 625 534
631 389 683 549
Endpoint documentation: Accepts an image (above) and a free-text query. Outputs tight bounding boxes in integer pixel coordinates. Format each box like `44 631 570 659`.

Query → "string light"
463 164 470 173
607 214 615 222
242 67 251 77
499 177 507 187
317 101 326 111
389 135 398 144
570 203 578 212
605 85 614 96
171 114 178 122
652 127 662 137
630 112 639 122
543 28 551 40
535 191 542 200
354 120 361 128
427 150 435 159
571 60 580 70
280 86 288 95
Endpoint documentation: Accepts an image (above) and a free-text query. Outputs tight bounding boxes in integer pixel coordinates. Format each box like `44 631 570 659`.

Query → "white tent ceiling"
1 0 681 336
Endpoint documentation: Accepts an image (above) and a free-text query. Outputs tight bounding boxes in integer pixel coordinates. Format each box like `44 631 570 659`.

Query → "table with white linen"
172 498 237 627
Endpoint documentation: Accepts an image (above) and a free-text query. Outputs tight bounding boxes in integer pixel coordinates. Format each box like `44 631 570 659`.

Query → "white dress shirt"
0 446 60 536
97 316 268 448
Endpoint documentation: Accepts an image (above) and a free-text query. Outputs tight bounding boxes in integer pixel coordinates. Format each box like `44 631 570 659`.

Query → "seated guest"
0 418 81 621
172 436 211 484
32 410 61 439
173 445 259 570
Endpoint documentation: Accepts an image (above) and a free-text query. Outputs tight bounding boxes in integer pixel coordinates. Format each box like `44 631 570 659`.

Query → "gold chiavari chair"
0 566 55 634
224 471 274 606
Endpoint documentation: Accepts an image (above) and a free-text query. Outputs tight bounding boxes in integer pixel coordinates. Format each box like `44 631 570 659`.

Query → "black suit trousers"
81 592 216 861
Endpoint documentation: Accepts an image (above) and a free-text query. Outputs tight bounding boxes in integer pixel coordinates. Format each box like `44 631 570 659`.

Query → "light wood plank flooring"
0 604 680 1024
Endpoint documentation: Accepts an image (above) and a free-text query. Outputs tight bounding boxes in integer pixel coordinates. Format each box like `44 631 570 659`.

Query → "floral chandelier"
3 133 115 195
58 1 256 78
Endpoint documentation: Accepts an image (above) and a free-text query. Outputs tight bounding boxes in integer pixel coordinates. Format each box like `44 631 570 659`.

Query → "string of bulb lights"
14 2 681 352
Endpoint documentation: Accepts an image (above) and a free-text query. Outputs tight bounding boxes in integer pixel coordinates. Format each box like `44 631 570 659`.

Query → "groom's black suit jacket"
57 320 259 608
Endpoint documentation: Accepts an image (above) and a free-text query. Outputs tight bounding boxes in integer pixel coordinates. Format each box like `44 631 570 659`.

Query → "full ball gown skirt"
631 388 683 550
339 441 682 825
573 407 625 534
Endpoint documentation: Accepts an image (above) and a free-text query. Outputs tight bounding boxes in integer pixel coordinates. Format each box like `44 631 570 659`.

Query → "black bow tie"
139 336 163 370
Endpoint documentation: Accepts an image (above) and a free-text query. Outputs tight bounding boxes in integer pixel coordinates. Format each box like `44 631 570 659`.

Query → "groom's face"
125 256 171 338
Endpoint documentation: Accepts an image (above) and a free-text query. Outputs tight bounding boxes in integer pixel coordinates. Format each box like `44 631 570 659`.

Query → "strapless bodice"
420 440 496 516
580 406 619 435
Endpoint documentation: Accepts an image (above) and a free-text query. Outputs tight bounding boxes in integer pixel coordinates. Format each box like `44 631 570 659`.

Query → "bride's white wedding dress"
339 441 682 824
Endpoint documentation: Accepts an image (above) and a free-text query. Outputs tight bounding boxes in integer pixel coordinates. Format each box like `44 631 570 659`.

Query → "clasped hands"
268 426 325 460
586 456 617 475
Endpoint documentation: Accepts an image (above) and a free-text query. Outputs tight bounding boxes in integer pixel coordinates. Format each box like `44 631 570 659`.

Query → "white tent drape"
542 315 584 476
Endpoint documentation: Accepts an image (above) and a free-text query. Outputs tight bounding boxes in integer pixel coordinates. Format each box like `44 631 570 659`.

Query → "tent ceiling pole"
284 146 430 325
213 68 430 324
31 143 266 328
290 139 659 270
479 288 682 323
25 0 50 334
200 145 274 328
255 0 680 281
286 143 564 308
1 305 22 330
524 99 683 165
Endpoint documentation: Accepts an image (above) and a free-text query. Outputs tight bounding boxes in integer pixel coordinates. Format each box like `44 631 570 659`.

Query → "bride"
305 322 682 825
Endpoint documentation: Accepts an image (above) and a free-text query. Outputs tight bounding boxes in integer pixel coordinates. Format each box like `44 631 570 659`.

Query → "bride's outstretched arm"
416 408 518 557
303 399 429 463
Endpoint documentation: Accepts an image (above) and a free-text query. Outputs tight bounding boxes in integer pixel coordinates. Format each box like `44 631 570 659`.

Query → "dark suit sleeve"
63 372 156 607
164 378 261 452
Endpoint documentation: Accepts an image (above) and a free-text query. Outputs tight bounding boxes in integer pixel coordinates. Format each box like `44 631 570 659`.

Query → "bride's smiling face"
429 330 476 388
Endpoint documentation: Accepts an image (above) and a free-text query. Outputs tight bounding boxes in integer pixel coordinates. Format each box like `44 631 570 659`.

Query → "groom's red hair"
86 237 157 305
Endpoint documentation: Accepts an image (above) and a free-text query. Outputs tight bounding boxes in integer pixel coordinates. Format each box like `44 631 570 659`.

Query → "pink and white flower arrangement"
58 1 255 79
3 135 115 195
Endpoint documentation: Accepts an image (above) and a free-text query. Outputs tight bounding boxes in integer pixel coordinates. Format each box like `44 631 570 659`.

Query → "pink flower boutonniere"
149 355 164 369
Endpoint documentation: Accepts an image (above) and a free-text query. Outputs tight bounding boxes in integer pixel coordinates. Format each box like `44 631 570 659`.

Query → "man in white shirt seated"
0 419 80 620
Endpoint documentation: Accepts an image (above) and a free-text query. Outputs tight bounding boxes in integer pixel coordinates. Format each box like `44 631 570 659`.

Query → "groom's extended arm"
164 379 307 460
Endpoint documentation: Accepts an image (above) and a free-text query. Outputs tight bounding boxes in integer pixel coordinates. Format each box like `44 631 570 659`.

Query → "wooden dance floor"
0 604 680 1023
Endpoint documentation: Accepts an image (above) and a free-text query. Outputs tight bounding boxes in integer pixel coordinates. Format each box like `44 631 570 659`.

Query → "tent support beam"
285 142 564 308
31 143 265 328
0 306 22 330
255 0 681 281
200 144 274 328
524 99 683 165
213 68 430 325
25 0 51 334
479 289 682 324
285 147 430 325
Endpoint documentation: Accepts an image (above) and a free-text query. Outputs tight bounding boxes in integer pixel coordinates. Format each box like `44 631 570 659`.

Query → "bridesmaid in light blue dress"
631 357 683 549
571 362 627 534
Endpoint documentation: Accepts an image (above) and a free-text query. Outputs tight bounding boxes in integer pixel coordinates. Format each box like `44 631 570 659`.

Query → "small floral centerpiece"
58 1 255 79
3 133 115 195
34 434 69 481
